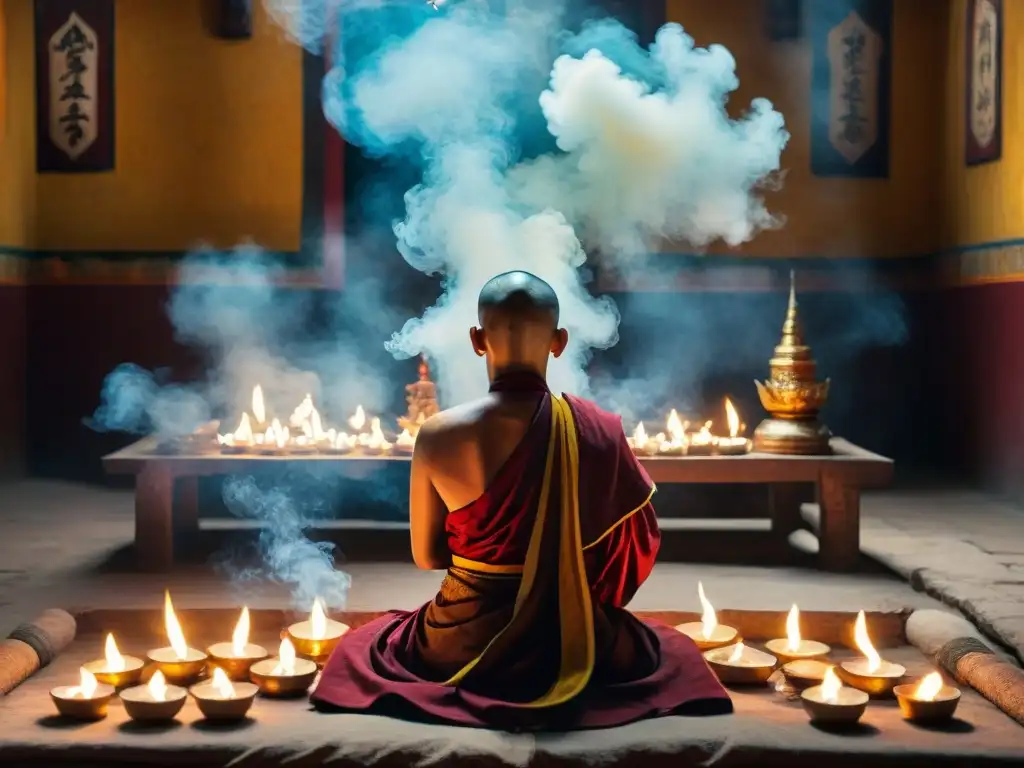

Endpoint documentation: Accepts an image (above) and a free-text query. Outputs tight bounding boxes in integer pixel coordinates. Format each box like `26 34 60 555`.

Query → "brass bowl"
781 659 831 690
120 684 188 722
674 623 739 652
703 645 777 686
894 684 961 722
249 658 319 697
206 643 269 681
801 686 869 724
190 681 259 720
763 639 831 666
147 648 209 685
838 660 907 697
755 379 830 416
82 656 146 689
50 685 116 720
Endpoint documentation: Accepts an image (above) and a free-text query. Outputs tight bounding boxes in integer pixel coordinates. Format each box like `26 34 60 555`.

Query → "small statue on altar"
397 356 439 436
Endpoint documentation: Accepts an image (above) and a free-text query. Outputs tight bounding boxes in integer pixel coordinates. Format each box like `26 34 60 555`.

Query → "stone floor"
0 479 1022 665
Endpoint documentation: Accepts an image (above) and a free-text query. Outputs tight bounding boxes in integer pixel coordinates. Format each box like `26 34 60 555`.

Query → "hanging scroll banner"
34 0 115 173
808 0 892 178
965 0 1002 166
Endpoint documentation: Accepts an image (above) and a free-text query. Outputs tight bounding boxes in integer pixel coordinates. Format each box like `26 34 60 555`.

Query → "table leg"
175 476 200 550
769 482 811 541
135 464 175 572
817 471 861 572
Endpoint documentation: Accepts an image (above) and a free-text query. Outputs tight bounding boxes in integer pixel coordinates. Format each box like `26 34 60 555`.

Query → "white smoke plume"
266 0 789 404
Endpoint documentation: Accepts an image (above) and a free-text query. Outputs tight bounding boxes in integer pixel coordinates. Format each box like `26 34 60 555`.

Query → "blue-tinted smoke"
268 0 790 403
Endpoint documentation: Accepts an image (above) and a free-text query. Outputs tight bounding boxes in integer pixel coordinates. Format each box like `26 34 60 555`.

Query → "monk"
312 271 732 730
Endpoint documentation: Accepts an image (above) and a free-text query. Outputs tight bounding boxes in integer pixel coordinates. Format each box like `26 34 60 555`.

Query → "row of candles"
216 386 418 456
51 585 960 727
628 399 752 457
677 583 962 725
50 593 349 722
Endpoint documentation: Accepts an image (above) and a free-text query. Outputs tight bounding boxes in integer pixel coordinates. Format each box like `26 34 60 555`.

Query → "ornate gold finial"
753 271 832 455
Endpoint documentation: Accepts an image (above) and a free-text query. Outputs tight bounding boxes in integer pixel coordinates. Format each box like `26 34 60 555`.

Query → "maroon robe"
311 372 731 730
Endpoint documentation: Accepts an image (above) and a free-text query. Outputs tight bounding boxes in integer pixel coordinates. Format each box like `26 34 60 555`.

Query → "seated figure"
312 271 732 730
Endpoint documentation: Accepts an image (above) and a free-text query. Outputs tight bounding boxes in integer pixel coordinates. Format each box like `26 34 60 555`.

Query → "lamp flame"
164 591 189 660
666 410 686 443
104 633 126 673
915 672 943 701
71 667 98 698
728 642 744 664
397 429 415 448
786 604 801 652
273 637 297 676
211 667 235 699
349 405 366 431
632 421 648 448
252 385 266 424
821 666 841 704
853 610 881 673
148 670 168 702
234 412 253 444
231 606 250 657
697 581 718 639
724 398 740 438
311 597 327 640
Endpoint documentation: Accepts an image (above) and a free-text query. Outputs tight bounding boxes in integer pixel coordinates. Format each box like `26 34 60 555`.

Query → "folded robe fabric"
0 609 77 696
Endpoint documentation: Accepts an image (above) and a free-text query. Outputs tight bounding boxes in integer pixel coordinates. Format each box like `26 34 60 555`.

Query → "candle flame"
786 604 801 652
396 428 415 448
915 671 943 701
728 642 744 664
632 421 648 448
821 666 842 704
311 597 327 640
697 581 718 639
234 412 253 444
231 606 250 657
666 410 685 443
853 610 881 673
164 591 189 661
349 405 366 431
104 633 126 673
148 670 168 702
273 637 297 676
72 667 98 698
724 398 740 438
212 667 235 699
252 385 266 424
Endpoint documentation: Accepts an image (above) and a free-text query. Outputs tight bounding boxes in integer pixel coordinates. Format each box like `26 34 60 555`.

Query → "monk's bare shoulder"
413 396 498 463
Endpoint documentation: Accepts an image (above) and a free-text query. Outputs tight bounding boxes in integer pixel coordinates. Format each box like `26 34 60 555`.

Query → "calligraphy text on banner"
34 0 115 173
965 0 1001 166
809 0 892 178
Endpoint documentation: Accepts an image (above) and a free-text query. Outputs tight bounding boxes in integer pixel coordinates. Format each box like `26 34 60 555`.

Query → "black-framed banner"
808 0 892 178
34 0 115 173
965 0 1002 166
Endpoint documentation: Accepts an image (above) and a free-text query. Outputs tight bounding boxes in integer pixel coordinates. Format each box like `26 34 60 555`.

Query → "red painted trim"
322 39 345 290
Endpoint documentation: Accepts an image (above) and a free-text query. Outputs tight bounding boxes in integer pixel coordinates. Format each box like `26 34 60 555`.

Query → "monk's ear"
551 327 569 358
469 327 487 357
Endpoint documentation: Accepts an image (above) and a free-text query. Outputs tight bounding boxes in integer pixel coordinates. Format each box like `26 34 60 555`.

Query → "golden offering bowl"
287 619 349 661
147 648 209 685
249 657 319 697
703 645 777 686
190 681 259 720
120 683 188 722
82 656 145 689
50 684 116 720
781 659 831 690
838 659 907 697
206 643 269 681
894 684 961 722
755 379 830 417
674 623 739 652
801 685 869 724
763 638 831 666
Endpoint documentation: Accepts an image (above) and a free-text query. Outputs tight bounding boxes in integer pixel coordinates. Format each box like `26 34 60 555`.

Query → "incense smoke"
270 0 790 402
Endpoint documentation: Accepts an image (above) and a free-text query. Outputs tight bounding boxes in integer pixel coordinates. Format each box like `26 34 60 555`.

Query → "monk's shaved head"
471 271 568 377
477 271 559 329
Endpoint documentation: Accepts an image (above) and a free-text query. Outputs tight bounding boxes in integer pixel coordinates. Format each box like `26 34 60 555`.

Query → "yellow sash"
444 395 595 707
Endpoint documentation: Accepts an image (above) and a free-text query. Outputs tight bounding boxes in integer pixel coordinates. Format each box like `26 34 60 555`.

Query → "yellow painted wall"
943 0 1023 246
667 0 947 257
1 0 303 252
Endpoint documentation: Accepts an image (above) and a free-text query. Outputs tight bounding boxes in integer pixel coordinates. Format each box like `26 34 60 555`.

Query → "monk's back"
419 392 545 512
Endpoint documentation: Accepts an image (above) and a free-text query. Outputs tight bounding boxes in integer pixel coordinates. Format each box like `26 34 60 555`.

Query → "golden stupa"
753 271 832 455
